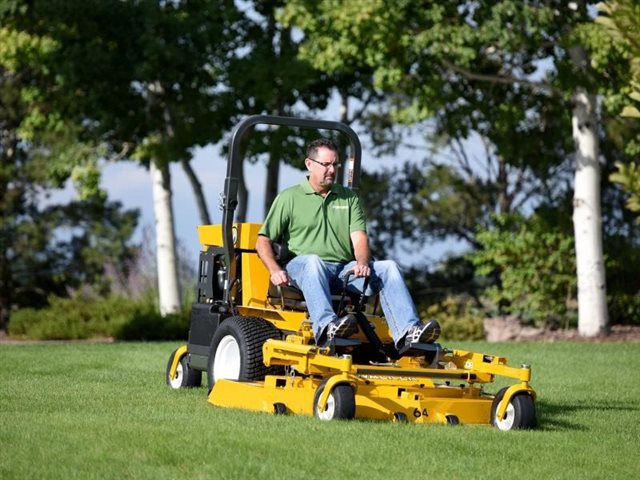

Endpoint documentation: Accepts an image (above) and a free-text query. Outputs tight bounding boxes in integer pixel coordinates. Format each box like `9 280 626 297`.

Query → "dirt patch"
0 329 115 345
483 316 640 342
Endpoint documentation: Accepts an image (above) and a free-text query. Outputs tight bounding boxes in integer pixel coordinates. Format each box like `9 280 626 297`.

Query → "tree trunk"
264 151 280 217
338 88 350 185
0 239 10 332
181 159 211 225
0 129 16 331
496 156 509 214
150 159 181 315
571 88 609 336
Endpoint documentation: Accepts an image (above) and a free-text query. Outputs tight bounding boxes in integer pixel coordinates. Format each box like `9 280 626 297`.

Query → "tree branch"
443 61 562 97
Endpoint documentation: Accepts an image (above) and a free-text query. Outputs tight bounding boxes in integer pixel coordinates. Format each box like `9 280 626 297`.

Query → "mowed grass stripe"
1 341 639 480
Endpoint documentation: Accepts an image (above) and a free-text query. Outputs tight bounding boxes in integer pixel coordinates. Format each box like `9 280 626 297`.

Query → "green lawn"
1 340 639 480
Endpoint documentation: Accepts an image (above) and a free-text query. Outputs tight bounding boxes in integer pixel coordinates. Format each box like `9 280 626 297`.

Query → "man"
256 138 440 349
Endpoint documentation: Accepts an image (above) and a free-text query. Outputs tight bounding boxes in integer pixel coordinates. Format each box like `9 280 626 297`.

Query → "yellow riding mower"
166 115 537 430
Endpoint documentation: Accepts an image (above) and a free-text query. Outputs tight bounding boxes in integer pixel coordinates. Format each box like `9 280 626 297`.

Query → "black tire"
273 403 287 415
166 348 202 389
393 412 408 423
446 415 460 425
207 316 282 391
491 387 537 430
313 380 356 420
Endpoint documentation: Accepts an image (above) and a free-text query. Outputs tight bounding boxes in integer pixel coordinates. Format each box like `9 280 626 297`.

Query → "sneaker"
323 314 359 344
402 319 441 347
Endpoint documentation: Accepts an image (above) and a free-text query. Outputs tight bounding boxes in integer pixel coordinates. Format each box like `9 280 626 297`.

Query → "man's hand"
350 230 371 278
352 263 370 278
256 235 289 286
270 270 290 286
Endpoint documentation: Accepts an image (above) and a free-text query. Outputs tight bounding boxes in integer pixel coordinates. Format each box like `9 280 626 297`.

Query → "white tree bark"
150 159 181 315
571 89 609 336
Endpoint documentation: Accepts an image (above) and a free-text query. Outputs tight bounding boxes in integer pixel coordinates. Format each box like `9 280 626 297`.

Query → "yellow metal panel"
208 374 494 424
208 376 317 416
241 252 270 308
197 223 263 250
197 224 222 248
169 345 188 380
235 306 309 333
354 384 492 424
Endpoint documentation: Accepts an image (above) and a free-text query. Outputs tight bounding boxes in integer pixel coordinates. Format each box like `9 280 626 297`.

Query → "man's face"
306 147 339 191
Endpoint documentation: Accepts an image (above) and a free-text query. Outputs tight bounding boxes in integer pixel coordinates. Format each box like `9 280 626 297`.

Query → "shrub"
420 296 485 341
468 214 577 328
608 292 640 325
116 307 190 341
9 294 190 341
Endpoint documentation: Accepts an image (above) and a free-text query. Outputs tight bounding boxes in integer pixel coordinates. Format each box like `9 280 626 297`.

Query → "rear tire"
491 387 537 430
313 380 356 421
166 348 202 389
207 316 282 391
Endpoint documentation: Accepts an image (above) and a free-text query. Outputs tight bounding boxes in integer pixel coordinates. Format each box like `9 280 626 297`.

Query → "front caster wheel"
313 380 356 421
166 348 202 389
491 387 537 430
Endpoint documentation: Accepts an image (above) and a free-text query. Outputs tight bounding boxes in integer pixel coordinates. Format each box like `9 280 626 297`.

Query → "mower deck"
207 336 534 424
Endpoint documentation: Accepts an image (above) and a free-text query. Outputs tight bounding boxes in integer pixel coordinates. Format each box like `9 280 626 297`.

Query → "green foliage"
360 161 494 257
8 294 189 341
1 190 139 314
596 0 640 96
286 0 582 267
581 3 640 237
604 232 640 325
592 1 640 220
608 292 640 325
420 296 485 341
468 214 577 327
0 1 142 330
609 161 640 219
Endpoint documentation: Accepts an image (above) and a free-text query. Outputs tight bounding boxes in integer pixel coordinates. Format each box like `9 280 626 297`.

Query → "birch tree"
571 82 609 335
569 7 609 334
149 160 181 314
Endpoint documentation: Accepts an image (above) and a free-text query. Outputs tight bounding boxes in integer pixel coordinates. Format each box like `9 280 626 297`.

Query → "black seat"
267 281 354 311
266 242 354 311
267 282 307 310
266 242 381 314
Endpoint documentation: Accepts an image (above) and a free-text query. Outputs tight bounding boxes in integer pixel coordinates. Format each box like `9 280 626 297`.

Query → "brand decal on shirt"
331 205 349 209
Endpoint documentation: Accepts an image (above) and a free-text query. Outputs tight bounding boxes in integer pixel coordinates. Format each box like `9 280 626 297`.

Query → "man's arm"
256 235 289 286
350 230 371 277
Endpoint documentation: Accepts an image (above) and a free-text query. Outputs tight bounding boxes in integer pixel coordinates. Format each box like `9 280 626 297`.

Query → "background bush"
420 296 485 341
608 292 640 325
9 294 190 341
468 214 577 328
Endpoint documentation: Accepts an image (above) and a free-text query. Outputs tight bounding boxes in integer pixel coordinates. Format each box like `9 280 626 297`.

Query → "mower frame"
166 115 537 429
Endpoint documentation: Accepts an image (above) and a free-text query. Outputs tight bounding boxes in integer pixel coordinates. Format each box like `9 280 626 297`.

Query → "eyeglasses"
307 157 341 169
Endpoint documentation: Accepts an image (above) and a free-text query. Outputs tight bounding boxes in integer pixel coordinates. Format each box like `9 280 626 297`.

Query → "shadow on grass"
536 398 638 431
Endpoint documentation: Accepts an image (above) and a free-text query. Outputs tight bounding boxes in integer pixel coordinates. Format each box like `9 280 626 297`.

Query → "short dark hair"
306 138 338 159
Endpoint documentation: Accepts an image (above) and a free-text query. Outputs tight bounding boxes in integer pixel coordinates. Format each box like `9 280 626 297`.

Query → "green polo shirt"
259 177 367 263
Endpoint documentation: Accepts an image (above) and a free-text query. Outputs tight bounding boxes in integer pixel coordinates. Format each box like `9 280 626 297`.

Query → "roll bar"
220 115 362 306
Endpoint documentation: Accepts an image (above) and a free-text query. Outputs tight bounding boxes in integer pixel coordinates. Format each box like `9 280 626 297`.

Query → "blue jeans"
285 254 421 345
